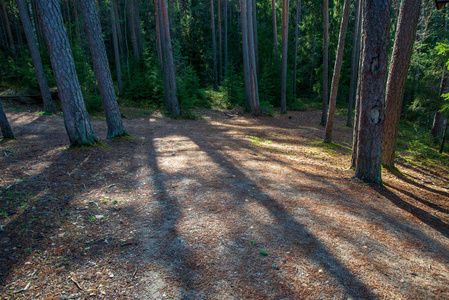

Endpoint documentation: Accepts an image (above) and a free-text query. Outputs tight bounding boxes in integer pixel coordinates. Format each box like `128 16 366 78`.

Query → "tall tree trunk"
155 0 171 112
211 0 218 90
346 0 362 127
129 0 140 60
17 0 55 114
113 2 125 65
1 0 15 59
431 65 449 140
354 0 390 185
224 0 228 77
0 100 14 139
271 0 278 57
382 0 421 167
241 0 252 108
110 2 124 95
247 0 260 115
36 0 98 147
280 0 289 114
218 0 222 82
292 0 301 104
324 0 351 143
320 0 329 125
252 0 259 78
160 0 180 117
133 0 143 58
80 0 127 139
440 120 448 153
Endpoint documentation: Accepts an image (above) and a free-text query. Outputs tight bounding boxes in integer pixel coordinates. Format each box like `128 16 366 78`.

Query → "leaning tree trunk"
36 0 98 147
354 0 390 185
0 100 14 139
292 0 301 105
110 2 124 95
17 0 55 114
382 0 421 167
80 0 127 139
280 0 289 114
324 0 350 143
346 0 362 127
320 0 329 125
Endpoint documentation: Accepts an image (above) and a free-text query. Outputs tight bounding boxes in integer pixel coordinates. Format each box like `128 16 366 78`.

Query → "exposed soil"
1 101 448 299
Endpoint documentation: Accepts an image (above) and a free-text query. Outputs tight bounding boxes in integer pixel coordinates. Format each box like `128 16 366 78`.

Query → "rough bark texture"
324 0 350 143
1 0 15 59
160 0 180 117
252 0 259 79
320 0 329 125
80 0 126 139
431 66 449 140
271 0 278 57
17 0 55 114
382 0 421 167
354 0 390 185
440 121 448 153
36 0 98 147
218 0 222 82
246 0 260 115
110 2 123 96
241 0 252 108
346 0 362 127
224 0 228 77
211 0 218 90
292 0 301 104
0 100 14 139
280 0 289 114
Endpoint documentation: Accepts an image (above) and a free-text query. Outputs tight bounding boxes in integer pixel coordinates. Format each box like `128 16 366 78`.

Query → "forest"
0 0 449 298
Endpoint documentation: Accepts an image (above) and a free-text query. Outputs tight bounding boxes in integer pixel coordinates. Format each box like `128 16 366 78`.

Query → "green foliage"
288 99 307 111
178 64 209 109
220 67 247 110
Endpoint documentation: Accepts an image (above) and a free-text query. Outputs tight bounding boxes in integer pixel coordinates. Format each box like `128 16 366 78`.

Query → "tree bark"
324 0 350 143
320 0 329 125
280 0 289 114
354 0 390 185
160 0 180 117
241 0 252 108
292 0 301 105
80 0 127 139
346 0 362 127
246 0 260 115
17 0 55 114
36 0 98 147
110 2 124 96
0 100 14 139
382 0 421 167
440 121 448 153
129 0 140 60
224 0 228 77
271 0 278 57
211 0 218 90
431 65 449 140
252 0 259 78
1 0 15 59
218 0 222 82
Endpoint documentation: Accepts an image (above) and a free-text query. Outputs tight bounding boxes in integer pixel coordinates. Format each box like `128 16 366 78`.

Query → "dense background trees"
1 0 449 183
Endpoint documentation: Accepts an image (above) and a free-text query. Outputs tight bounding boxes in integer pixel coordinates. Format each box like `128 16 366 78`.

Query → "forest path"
1 104 448 299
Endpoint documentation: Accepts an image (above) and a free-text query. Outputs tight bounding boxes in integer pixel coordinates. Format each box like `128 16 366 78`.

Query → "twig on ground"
70 277 83 291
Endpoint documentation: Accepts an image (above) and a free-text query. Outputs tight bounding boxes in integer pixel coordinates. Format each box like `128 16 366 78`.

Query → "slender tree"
280 0 289 114
218 0 223 82
1 0 15 59
431 66 449 140
271 0 278 57
320 0 329 125
346 0 362 127
292 0 301 104
354 0 390 185
110 1 124 95
211 0 218 90
224 0 228 76
324 0 350 142
17 0 55 114
129 0 140 60
0 100 14 139
247 0 260 115
36 0 98 147
241 0 252 107
80 0 127 139
382 0 422 167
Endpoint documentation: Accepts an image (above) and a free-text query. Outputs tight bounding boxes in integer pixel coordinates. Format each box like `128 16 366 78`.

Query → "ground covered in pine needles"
1 100 449 299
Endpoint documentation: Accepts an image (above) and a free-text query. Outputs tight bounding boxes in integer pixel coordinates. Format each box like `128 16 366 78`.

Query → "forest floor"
1 100 449 299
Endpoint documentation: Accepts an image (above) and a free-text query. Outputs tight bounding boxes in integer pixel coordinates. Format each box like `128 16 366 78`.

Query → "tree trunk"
346 0 362 127
17 0 55 114
218 0 222 83
133 0 143 58
241 0 252 108
110 2 124 95
280 0 289 114
80 0 127 139
113 2 125 65
271 0 278 57
211 0 218 90
160 0 180 117
354 0 390 185
246 0 260 115
224 0 228 77
382 0 421 167
36 0 98 147
324 0 350 143
292 0 301 105
129 0 140 60
431 66 449 140
440 120 448 153
0 100 14 139
252 0 259 79
320 0 329 125
1 0 15 59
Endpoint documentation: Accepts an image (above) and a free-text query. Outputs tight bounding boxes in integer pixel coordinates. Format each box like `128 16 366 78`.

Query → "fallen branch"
14 282 31 294
70 277 83 291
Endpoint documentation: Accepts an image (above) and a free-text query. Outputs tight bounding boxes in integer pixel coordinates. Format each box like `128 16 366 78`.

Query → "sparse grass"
309 141 352 156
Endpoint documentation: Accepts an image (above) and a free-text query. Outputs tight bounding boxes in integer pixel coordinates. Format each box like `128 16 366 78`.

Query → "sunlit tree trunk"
36 0 98 147
80 0 127 139
346 0 362 127
280 0 289 114
324 0 350 143
354 0 390 185
292 0 301 104
247 0 260 115
17 0 55 114
252 0 259 78
382 0 421 167
241 0 252 107
320 0 329 125
0 100 14 139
